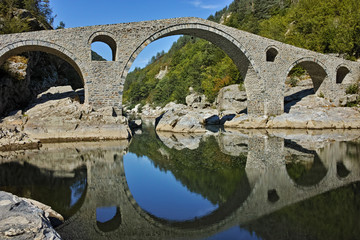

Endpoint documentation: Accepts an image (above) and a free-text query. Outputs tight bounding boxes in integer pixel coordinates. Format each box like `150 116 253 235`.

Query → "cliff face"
0 8 82 117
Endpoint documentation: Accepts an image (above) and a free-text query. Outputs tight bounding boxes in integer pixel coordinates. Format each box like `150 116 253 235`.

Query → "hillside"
124 0 360 107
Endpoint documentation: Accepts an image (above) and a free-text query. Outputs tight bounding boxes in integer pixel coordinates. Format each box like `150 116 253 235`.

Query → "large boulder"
156 103 219 133
185 92 210 109
215 85 247 114
267 107 360 129
0 191 62 240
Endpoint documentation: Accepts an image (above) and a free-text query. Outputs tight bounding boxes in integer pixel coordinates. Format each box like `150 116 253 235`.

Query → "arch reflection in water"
286 153 328 187
123 128 251 228
0 161 87 219
124 153 219 221
96 206 121 233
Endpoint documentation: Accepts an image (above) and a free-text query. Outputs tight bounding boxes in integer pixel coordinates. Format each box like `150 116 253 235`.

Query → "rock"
137 104 163 118
0 126 41 151
95 106 116 117
2 86 132 143
0 191 62 240
224 114 268 129
155 66 168 80
267 107 360 129
156 105 219 133
186 92 210 109
339 94 359 106
216 85 247 113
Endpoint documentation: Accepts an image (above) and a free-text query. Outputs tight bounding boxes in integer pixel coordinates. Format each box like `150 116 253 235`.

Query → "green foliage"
124 37 242 106
0 0 55 34
259 0 360 58
91 50 106 61
56 21 65 29
287 76 298 87
345 84 359 95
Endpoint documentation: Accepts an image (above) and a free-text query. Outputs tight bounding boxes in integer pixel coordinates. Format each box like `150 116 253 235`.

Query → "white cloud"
189 0 221 10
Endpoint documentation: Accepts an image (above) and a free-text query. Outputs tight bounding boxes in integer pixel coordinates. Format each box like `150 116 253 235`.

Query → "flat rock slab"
0 191 61 240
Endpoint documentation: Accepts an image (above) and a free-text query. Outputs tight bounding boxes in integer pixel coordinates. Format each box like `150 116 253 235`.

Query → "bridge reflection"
0 130 359 239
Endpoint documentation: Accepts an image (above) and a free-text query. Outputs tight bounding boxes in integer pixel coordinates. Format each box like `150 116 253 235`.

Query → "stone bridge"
1 17 359 116
52 134 360 240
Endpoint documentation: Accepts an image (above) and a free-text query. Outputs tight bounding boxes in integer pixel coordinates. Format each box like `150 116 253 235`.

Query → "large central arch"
121 23 265 115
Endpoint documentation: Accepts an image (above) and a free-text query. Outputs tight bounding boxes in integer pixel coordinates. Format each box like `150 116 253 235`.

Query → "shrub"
286 77 299 87
346 84 359 94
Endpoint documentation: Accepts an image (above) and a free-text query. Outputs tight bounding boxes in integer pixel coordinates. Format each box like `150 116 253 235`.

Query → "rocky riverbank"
126 80 360 133
0 191 62 240
0 86 131 151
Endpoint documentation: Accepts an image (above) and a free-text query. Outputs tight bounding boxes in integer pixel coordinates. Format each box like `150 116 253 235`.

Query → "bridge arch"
285 57 329 93
265 45 279 62
121 22 264 115
88 31 117 61
336 64 351 84
0 40 87 103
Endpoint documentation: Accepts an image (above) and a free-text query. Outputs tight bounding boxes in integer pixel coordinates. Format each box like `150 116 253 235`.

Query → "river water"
1 124 360 240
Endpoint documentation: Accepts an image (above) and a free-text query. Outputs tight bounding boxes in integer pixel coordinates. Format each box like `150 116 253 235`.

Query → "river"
1 124 360 240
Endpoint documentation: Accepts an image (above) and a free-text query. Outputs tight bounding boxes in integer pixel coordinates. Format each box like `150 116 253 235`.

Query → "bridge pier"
85 61 125 115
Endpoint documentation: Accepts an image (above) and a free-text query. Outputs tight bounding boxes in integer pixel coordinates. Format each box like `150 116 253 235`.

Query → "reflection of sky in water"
206 226 262 240
70 179 87 208
124 153 218 221
96 206 117 223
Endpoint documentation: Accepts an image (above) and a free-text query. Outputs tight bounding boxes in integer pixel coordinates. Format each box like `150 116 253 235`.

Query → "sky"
50 0 232 70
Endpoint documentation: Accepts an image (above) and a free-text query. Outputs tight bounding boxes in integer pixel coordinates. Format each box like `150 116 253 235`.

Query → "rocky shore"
126 80 360 133
0 86 131 151
0 191 62 240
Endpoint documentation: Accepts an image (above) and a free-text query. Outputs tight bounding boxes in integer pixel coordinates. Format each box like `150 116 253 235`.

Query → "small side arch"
336 65 351 84
88 31 117 61
266 46 279 62
286 57 329 93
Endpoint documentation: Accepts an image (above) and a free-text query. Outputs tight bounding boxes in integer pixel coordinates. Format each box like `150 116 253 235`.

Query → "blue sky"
50 0 232 69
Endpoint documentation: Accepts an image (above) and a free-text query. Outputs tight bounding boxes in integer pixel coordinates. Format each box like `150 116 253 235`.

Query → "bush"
346 84 359 94
287 77 299 87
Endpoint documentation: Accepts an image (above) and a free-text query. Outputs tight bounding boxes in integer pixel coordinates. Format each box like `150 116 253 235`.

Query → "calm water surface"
1 125 360 240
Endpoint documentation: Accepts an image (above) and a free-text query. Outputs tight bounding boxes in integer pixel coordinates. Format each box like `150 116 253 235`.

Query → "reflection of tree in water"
243 182 360 240
286 154 327 186
0 161 87 219
129 125 247 205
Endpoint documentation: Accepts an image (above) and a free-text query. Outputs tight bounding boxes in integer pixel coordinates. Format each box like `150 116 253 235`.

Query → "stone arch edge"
120 22 261 84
